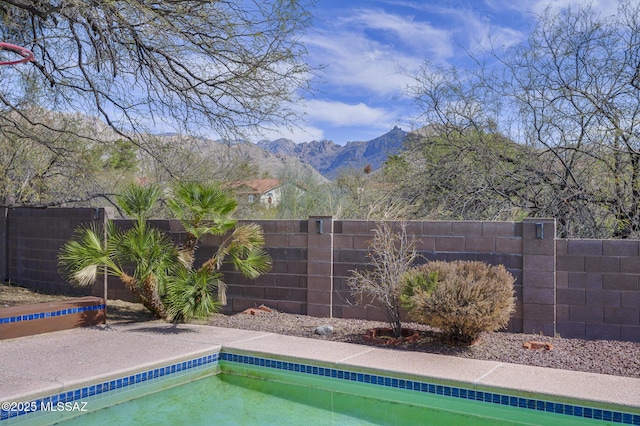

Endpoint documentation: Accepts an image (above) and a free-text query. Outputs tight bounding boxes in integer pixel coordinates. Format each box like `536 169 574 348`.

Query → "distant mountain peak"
256 127 408 179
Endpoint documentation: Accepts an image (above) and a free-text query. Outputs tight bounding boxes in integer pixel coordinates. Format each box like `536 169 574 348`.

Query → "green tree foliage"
104 140 138 172
384 127 532 222
406 1 640 238
0 111 138 206
335 166 410 220
334 167 374 219
59 182 271 321
272 167 335 219
0 0 313 206
136 136 265 196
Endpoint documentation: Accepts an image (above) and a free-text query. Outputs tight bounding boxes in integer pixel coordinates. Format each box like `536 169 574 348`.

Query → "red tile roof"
232 178 280 194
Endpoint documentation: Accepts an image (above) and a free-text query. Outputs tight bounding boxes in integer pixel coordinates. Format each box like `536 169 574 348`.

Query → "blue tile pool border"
221 352 640 425
0 304 106 324
0 353 219 422
2 350 639 425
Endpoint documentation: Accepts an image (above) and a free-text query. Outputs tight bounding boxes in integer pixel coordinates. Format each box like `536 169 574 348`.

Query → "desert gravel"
207 310 640 379
3 284 638 380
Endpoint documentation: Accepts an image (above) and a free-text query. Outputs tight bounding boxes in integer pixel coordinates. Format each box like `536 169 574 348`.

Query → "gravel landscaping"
3 284 639 379
206 309 640 379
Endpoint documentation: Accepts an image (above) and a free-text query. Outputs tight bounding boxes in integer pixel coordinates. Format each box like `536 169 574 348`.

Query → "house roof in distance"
232 178 281 194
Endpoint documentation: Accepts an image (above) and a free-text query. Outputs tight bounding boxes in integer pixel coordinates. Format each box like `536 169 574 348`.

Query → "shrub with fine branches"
404 260 515 345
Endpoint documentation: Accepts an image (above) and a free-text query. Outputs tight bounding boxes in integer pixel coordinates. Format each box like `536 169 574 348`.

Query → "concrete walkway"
2 322 639 415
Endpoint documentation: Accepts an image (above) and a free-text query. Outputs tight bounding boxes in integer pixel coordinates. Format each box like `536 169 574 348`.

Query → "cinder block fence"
1 207 639 342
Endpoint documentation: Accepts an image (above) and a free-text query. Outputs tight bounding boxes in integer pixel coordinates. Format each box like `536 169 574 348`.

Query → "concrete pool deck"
1 321 639 416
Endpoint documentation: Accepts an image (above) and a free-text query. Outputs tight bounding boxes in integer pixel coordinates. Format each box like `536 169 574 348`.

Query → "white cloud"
455 9 526 52
343 9 454 59
251 99 402 144
527 0 620 16
478 0 624 53
306 34 419 97
484 0 620 19
302 99 396 128
372 1 527 51
304 8 453 98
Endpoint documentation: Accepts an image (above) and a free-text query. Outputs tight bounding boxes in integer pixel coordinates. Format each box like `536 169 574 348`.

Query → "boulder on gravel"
314 325 334 336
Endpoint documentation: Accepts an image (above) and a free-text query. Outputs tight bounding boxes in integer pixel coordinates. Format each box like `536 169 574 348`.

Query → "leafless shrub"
347 222 420 338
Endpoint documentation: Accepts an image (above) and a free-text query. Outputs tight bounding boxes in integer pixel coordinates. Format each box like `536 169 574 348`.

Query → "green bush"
404 260 515 345
400 263 439 307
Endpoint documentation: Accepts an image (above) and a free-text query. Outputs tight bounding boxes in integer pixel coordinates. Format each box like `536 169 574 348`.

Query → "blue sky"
263 0 618 145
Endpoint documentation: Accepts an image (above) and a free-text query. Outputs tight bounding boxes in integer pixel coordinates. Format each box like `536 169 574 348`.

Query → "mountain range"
256 126 408 179
21 110 411 185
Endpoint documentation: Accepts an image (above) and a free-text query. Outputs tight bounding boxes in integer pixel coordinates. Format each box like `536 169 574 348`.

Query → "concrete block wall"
306 216 334 317
556 239 640 341
331 220 525 331
219 219 310 315
3 208 111 295
2 208 639 342
0 208 6 283
521 218 556 336
101 217 526 331
331 219 380 321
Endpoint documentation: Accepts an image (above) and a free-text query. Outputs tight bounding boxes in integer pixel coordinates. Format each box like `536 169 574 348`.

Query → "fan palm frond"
167 181 237 227
116 183 163 221
59 181 271 322
165 267 223 322
117 220 179 284
231 250 272 279
58 224 122 286
199 222 272 278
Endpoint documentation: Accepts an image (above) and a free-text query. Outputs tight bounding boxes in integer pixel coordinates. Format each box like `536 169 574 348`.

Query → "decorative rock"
523 341 554 350
314 324 334 336
362 327 420 346
257 304 273 313
241 305 275 316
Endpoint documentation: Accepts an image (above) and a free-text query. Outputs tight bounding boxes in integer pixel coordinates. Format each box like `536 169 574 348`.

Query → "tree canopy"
404 1 640 238
0 0 312 137
0 0 313 206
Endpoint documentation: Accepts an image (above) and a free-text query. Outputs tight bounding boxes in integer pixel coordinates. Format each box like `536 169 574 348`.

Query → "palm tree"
166 181 271 320
59 182 271 321
166 181 238 269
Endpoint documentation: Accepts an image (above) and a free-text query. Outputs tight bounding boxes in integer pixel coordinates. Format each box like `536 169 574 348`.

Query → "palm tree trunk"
179 232 199 270
142 275 167 319
121 273 167 319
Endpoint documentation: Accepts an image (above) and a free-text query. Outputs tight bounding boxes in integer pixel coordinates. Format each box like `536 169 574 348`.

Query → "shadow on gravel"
331 329 475 357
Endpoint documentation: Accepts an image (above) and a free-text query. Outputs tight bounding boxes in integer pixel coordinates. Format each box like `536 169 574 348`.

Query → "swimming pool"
2 351 638 425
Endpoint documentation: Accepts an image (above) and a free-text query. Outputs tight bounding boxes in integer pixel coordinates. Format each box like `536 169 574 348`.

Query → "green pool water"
19 361 611 426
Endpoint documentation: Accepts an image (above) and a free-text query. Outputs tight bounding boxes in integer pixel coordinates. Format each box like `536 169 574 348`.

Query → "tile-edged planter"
0 296 106 340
